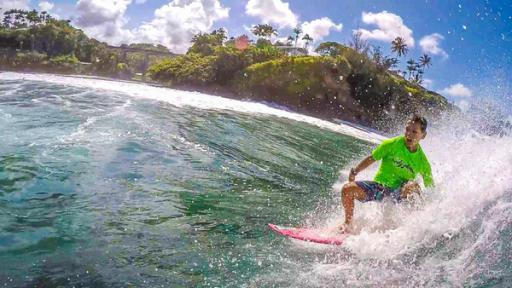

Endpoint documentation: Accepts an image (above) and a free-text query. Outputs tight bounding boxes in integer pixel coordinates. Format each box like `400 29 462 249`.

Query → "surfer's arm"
349 156 375 181
421 168 434 188
420 158 434 188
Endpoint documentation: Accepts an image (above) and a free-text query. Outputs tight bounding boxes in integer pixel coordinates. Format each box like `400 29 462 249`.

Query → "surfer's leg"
341 182 366 225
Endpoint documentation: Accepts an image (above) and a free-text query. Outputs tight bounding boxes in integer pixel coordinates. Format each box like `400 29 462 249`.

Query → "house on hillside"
275 46 308 56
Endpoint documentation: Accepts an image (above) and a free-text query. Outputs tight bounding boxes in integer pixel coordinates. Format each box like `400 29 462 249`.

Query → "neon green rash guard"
371 135 434 189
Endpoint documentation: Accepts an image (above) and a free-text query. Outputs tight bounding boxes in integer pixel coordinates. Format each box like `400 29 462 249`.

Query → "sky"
1 0 511 113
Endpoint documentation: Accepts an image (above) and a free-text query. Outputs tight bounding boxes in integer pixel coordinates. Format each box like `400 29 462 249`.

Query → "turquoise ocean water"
1 72 511 287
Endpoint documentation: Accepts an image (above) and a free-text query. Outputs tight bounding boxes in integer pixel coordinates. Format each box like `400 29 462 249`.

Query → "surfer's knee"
341 182 358 198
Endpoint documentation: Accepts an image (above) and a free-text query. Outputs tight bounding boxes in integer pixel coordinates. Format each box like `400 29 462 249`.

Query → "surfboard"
268 223 348 245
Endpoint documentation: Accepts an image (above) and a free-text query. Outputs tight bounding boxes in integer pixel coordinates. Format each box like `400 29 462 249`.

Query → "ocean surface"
1 72 511 287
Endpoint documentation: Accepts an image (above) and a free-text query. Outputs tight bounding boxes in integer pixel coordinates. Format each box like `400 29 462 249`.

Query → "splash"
304 113 512 286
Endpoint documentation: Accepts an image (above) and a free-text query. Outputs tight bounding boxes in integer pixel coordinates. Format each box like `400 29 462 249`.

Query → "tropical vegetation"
0 8 453 131
0 8 174 78
147 27 452 130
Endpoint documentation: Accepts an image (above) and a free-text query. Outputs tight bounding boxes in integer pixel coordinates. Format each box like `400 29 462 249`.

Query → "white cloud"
301 17 342 43
38 1 54 12
73 0 229 52
75 0 133 44
274 36 290 44
245 0 298 29
419 33 448 58
422 78 433 89
0 0 29 10
440 83 473 97
355 11 414 47
76 0 130 27
295 17 342 52
133 0 229 53
243 24 253 35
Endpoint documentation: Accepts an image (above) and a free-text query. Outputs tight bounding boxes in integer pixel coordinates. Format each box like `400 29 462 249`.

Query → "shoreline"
1 49 454 134
0 57 386 129
0 67 243 99
0 70 387 143
0 67 167 88
0 69 372 124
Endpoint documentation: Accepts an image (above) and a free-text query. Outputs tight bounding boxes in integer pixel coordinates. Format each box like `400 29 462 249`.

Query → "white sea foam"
0 72 385 144
306 118 512 286
339 126 511 252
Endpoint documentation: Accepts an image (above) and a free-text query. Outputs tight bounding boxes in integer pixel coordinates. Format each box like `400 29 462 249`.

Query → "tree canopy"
391 37 408 58
251 24 277 39
188 28 227 56
315 41 348 57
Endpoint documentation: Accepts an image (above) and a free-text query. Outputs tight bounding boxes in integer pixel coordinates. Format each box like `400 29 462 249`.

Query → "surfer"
340 115 434 232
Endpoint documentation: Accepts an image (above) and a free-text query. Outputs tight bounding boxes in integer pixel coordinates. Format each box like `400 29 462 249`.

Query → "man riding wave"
340 115 434 232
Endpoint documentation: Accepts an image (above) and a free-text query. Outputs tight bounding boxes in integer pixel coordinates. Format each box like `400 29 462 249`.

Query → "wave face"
1 72 511 287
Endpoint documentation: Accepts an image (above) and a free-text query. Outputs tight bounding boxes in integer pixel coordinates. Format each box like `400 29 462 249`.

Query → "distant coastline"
0 53 452 133
0 9 455 132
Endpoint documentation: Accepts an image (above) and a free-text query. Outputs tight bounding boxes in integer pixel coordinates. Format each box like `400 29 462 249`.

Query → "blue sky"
3 0 511 112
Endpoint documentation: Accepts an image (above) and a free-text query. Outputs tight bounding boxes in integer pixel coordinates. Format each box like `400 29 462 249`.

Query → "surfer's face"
404 121 426 148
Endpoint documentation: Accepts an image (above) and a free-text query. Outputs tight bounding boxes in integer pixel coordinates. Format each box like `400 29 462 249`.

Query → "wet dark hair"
409 114 428 132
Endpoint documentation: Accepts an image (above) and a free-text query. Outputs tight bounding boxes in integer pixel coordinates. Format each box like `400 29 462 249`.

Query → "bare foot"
337 223 353 234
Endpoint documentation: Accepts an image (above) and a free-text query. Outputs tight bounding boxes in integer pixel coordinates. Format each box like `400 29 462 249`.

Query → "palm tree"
302 33 313 49
40 11 47 23
286 35 294 46
26 9 40 27
419 53 432 68
391 36 408 58
406 59 417 80
416 69 424 84
2 11 12 28
381 56 398 71
14 10 26 28
292 27 302 48
251 24 277 40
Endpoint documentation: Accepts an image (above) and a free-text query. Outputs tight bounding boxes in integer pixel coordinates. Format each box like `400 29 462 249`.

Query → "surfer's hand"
400 181 421 200
348 168 357 182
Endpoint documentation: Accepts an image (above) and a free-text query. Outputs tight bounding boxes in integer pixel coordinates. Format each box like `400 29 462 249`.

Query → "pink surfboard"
268 223 349 245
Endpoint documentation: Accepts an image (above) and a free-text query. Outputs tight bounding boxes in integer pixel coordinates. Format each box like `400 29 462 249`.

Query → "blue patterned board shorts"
355 181 402 203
